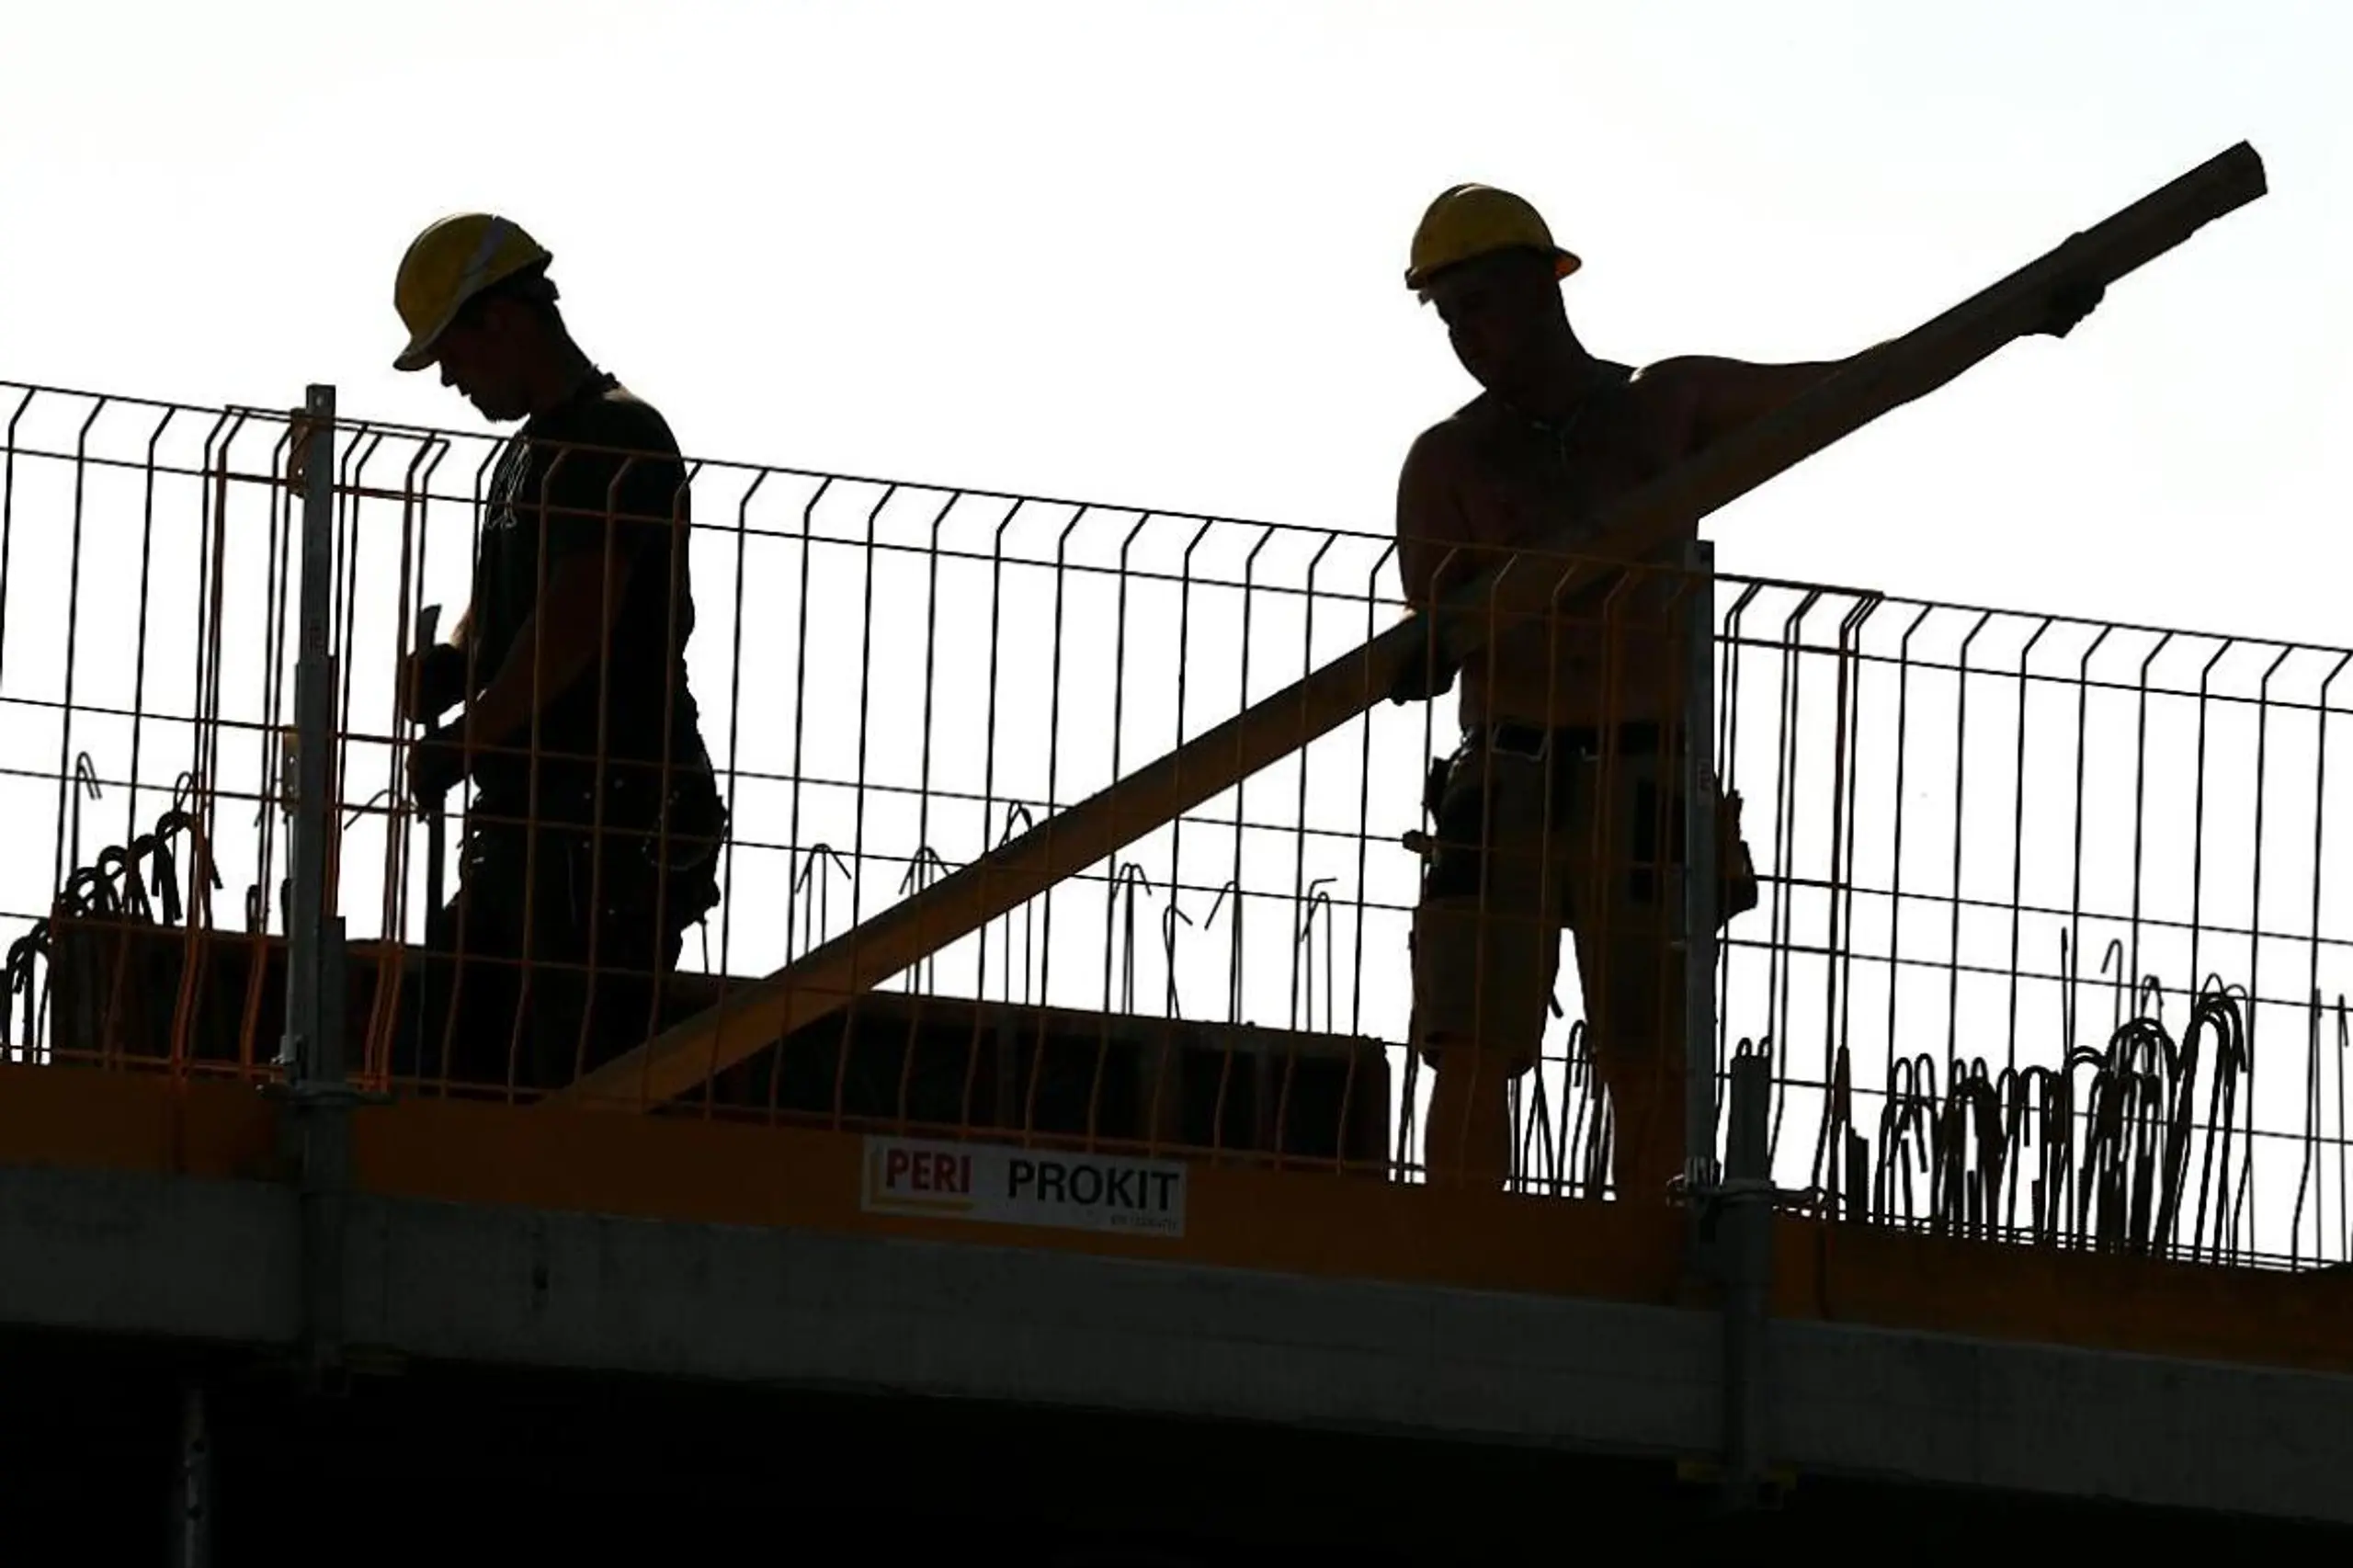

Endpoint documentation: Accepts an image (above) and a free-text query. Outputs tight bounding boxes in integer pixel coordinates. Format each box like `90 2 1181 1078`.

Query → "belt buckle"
1487 723 1548 762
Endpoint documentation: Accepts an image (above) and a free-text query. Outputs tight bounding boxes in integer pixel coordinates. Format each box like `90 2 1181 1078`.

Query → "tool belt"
469 743 728 914
1407 722 1759 929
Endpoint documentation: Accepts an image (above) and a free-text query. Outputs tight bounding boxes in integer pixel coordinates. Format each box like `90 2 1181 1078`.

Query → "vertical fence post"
1681 540 1722 1198
280 384 340 1085
172 1376 211 1568
1719 1049 1774 1509
171 1374 212 1562
278 383 354 1395
1679 540 1780 1510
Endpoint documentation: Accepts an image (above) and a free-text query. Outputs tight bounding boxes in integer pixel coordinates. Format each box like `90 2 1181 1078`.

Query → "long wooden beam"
550 142 2267 1112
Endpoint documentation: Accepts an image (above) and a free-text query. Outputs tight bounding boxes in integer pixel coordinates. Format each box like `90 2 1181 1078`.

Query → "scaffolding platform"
38 913 1392 1168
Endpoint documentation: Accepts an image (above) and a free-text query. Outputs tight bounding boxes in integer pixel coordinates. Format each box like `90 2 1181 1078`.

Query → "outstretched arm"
1649 277 2104 450
1640 349 1885 452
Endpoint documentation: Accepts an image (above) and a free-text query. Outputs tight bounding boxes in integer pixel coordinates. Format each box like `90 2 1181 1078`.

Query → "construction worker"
389 212 728 1094
1390 183 2098 1198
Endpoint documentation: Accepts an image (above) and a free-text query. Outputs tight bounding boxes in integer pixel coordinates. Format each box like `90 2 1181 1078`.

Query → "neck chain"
1505 362 1610 470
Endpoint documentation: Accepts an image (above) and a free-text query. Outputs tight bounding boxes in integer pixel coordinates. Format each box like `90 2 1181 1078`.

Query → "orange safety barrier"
10 1062 2353 1382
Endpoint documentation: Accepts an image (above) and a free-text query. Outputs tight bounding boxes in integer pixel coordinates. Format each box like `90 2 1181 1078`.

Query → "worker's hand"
1387 653 1457 706
2033 278 2106 339
1385 619 1460 706
397 643 469 726
405 723 470 811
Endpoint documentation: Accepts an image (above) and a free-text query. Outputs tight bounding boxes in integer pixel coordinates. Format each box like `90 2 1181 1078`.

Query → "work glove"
405 723 471 811
2033 277 2107 339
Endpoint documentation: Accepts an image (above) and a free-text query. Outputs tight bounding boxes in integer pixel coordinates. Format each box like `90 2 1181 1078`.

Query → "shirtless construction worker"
1391 183 2099 1198
389 212 728 1094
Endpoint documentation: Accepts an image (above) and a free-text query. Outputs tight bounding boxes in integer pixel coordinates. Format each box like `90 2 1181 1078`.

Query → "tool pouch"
1716 787 1759 926
1421 753 1454 822
1413 744 1552 866
1408 749 1559 1072
1414 746 1760 932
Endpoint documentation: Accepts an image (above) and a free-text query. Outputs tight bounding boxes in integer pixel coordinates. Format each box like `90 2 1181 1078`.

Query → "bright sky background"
2 0 2347 1245
4 0 2342 632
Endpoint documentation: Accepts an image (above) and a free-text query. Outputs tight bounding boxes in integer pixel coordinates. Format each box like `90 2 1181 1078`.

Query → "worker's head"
390 213 570 422
1405 185 1582 401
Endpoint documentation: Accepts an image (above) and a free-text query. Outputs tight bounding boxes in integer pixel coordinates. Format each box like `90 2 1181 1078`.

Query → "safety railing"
2 376 2347 1271
1716 584 2351 1268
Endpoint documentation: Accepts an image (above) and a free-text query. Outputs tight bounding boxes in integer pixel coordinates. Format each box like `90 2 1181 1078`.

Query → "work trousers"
407 778 723 1096
1409 722 1752 1199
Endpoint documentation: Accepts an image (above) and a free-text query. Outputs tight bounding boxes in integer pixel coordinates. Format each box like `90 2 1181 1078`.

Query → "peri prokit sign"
860 1135 1188 1239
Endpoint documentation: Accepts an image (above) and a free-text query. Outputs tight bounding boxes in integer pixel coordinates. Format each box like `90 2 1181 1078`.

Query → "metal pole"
1681 540 1721 1199
278 385 355 1393
173 1378 211 1568
1721 1051 1773 1510
280 384 338 1085
415 603 446 1083
1680 540 1778 1510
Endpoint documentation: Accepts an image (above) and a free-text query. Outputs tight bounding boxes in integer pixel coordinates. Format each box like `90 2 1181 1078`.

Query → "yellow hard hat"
391 213 553 372
1404 184 1581 293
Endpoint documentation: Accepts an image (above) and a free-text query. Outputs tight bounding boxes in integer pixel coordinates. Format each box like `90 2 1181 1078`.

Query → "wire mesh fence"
1716 584 2353 1267
1 377 2347 1270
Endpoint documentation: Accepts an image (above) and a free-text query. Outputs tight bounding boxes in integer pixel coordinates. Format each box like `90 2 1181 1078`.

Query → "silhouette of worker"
1389 184 2099 1199
388 212 727 1096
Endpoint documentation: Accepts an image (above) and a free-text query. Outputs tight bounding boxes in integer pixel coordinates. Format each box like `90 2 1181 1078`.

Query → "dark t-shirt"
469 371 709 819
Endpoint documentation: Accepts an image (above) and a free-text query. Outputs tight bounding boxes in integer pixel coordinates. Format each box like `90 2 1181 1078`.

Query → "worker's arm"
400 606 481 724
1393 426 1455 612
1642 351 1878 453
411 425 687 797
1652 277 2105 451
472 433 682 753
1387 424 1480 705
458 547 636 760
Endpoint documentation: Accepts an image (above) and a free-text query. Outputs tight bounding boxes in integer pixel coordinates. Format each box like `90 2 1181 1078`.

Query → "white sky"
4 0 2343 631
2 0 2347 1246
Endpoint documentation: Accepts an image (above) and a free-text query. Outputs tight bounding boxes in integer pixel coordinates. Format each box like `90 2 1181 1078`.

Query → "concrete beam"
2 1163 2347 1526
346 1187 1718 1458
0 1165 298 1345
1776 1317 2352 1522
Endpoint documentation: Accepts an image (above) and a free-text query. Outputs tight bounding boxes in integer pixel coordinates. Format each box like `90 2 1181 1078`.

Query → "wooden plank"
551 142 2267 1112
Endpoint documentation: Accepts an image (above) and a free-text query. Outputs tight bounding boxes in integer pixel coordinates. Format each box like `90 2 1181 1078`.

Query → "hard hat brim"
392 291 461 372
392 305 458 372
1405 244 1582 294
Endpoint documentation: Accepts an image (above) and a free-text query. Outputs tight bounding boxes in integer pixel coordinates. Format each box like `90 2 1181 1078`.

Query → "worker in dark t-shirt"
387 211 728 1094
